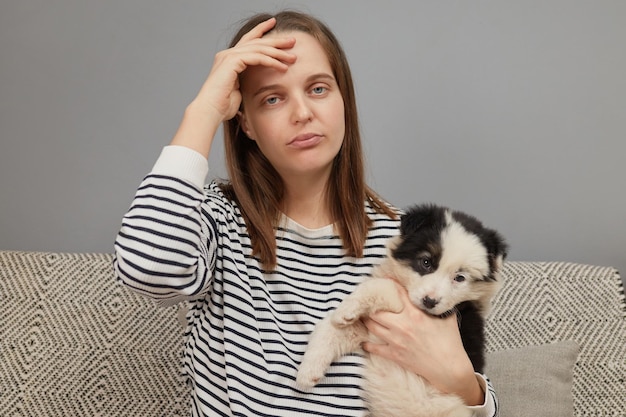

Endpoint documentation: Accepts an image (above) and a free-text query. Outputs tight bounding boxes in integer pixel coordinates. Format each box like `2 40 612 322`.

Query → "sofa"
1 250 624 416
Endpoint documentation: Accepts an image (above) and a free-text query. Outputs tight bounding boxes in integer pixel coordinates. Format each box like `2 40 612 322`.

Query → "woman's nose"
290 96 313 124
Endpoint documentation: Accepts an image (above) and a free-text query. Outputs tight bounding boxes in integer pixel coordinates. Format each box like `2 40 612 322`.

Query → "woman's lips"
288 133 323 149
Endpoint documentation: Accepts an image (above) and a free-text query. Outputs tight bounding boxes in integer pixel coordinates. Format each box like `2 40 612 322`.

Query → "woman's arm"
113 146 214 305
113 18 297 304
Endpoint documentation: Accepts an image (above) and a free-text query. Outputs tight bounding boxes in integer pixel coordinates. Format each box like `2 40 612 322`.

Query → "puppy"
297 204 508 417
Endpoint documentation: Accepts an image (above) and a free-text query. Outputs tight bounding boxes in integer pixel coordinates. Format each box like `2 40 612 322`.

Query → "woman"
114 11 498 416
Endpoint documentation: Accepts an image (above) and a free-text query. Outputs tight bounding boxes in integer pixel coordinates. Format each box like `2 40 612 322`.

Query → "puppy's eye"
421 258 432 270
454 274 466 283
414 256 434 274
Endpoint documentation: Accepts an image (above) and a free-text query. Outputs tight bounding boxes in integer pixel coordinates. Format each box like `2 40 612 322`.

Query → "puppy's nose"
422 296 439 309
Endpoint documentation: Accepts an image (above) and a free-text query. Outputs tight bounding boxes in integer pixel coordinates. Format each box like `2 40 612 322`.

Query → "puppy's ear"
484 229 508 273
400 204 446 237
493 254 505 273
385 236 401 256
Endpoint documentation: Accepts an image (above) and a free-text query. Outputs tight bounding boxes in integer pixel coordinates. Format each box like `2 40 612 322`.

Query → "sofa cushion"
486 340 578 416
485 261 626 415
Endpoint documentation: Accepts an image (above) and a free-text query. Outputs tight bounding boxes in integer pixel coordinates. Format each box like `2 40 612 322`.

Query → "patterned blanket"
1 251 624 416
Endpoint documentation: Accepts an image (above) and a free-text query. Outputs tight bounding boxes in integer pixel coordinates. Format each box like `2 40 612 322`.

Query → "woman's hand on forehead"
170 18 297 158
233 18 297 74
194 18 297 122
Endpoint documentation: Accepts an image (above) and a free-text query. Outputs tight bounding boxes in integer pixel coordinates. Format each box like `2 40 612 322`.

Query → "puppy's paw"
331 298 362 327
296 363 325 389
387 294 404 313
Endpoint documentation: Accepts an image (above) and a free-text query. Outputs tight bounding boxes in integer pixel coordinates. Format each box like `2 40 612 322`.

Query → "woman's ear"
237 111 255 140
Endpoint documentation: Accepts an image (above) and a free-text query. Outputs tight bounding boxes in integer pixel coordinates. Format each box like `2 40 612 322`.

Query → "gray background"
1 1 625 287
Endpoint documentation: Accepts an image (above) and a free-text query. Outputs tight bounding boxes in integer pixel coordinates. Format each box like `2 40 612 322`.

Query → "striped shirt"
113 146 498 417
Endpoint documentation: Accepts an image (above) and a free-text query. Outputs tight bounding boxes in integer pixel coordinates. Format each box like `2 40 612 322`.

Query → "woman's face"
239 31 345 182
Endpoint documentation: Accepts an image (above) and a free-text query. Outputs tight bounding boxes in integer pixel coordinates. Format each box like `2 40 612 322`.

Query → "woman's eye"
311 86 327 95
454 274 466 283
265 96 279 105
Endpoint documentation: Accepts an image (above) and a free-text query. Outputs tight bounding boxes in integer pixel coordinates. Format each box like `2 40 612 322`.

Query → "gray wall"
1 1 625 286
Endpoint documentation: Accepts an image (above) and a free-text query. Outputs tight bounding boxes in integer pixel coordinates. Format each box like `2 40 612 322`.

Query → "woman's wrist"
427 358 483 406
459 373 485 406
170 101 222 158
450 365 485 406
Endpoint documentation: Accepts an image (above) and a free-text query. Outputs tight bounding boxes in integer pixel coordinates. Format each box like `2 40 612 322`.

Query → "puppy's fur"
297 204 508 417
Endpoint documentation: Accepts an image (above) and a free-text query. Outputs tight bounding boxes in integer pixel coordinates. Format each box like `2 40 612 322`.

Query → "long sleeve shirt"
113 145 498 417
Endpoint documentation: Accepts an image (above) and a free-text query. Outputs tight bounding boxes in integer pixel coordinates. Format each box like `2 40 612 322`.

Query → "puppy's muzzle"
422 296 439 309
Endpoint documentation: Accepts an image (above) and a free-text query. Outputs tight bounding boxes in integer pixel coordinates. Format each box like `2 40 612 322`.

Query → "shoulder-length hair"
220 10 396 269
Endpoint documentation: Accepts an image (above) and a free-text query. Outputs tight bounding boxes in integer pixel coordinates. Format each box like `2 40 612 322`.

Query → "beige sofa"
1 250 625 416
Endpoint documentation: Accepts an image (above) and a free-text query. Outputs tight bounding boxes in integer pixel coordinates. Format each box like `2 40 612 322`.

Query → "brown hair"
220 10 396 269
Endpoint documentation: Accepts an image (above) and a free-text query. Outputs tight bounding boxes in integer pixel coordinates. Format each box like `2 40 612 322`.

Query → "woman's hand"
194 17 296 121
362 282 484 406
171 17 297 157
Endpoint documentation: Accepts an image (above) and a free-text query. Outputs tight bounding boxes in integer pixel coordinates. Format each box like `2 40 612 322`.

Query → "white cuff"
467 373 496 416
151 145 209 189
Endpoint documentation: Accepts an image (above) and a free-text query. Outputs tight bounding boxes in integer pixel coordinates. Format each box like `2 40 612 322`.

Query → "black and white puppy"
297 204 508 417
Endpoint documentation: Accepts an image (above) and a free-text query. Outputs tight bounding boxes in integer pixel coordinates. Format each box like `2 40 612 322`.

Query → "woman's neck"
282 175 333 229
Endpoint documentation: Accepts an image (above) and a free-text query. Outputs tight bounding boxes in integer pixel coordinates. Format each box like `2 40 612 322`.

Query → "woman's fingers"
232 18 297 70
234 17 296 67
237 17 277 44
222 41 296 73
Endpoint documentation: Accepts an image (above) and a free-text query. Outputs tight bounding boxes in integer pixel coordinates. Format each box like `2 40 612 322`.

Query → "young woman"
114 11 498 416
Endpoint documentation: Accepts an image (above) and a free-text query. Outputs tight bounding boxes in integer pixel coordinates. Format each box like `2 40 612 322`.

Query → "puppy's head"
385 204 508 317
